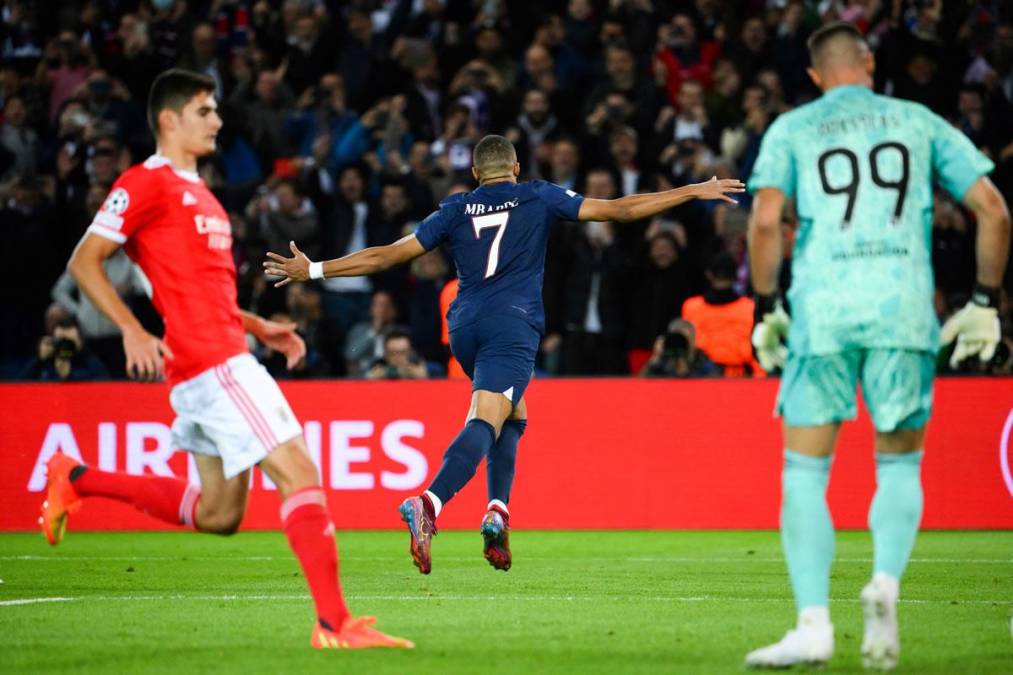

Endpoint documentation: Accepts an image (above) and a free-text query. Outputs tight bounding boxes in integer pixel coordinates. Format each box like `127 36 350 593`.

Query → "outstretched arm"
264 234 428 287
576 176 744 223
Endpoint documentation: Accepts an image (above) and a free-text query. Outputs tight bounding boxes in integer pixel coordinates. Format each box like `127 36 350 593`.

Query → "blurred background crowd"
1 0 1011 381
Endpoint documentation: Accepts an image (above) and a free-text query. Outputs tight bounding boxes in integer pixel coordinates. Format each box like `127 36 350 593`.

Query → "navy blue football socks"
427 419 497 505
487 419 526 505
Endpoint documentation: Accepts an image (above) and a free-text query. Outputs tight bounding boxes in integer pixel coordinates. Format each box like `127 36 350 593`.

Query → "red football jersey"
88 155 248 385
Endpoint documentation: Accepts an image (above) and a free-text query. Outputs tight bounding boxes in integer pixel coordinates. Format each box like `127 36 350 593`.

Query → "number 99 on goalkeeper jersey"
747 85 994 356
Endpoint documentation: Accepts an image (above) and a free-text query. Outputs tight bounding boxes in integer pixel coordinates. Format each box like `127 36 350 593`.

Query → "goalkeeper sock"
427 419 497 505
281 487 350 631
869 450 924 579
487 419 526 505
781 450 835 611
71 465 200 528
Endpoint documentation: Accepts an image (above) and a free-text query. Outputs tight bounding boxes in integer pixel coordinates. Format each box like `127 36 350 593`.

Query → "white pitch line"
1 594 1009 607
0 597 73 606
3 555 1011 564
625 557 1013 564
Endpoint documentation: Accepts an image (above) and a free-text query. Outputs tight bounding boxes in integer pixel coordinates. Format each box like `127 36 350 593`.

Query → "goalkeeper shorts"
776 348 935 432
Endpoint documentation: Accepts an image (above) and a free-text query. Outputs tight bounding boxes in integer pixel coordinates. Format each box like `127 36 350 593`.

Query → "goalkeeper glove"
751 293 790 372
940 284 1001 369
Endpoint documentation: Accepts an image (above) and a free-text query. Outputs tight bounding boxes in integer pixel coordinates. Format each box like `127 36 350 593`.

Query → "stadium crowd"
1 0 1011 381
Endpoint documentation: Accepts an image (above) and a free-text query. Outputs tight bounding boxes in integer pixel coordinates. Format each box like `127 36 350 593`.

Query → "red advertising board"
1 378 1010 531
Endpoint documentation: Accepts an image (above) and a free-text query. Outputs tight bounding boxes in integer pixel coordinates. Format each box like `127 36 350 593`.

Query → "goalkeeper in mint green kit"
745 22 1010 671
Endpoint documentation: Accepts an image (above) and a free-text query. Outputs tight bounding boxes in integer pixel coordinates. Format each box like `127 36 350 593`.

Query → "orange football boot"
39 453 83 546
310 617 414 649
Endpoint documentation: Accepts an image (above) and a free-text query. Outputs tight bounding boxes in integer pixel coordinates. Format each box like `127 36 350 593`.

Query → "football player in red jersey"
40 69 412 650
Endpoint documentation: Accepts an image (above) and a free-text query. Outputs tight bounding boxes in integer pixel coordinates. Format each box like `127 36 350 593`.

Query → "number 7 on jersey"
472 211 510 278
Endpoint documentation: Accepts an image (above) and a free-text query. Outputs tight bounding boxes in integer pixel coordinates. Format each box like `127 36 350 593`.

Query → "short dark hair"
147 69 216 136
473 135 517 175
806 21 865 67
275 176 304 197
384 327 412 345
707 252 737 281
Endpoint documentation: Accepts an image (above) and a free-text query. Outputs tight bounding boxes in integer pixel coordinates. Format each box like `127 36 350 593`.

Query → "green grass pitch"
1 530 1010 674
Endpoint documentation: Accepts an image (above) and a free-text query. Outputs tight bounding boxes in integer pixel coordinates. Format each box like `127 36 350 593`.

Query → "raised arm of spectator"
264 235 427 287
577 176 744 223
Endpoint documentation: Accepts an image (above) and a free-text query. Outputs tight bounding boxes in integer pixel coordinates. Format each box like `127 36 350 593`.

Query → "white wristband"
308 261 324 280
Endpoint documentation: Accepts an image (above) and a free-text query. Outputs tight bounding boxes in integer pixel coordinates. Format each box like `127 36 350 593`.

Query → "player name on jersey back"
415 180 585 335
748 85 994 355
463 198 519 216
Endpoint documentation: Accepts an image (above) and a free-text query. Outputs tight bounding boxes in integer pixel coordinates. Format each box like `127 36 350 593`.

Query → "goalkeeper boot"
39 453 83 546
311 617 414 649
480 504 511 571
745 618 834 669
861 575 900 671
399 495 436 574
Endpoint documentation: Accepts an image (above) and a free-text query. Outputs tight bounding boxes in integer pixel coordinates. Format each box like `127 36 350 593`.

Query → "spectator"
339 8 382 111
547 136 581 192
281 13 336 98
247 177 320 261
179 22 227 98
628 228 692 373
585 43 662 137
106 14 161 104
608 125 641 196
551 168 631 375
345 290 399 378
439 278 467 379
19 316 109 381
657 78 718 161
564 0 598 57
36 30 93 125
318 165 382 334
406 248 451 369
51 248 149 379
681 252 762 377
401 51 443 144
505 88 560 177
655 12 720 105
366 328 429 380
229 69 295 169
727 15 774 88
640 319 717 378
287 73 366 177
148 0 192 71
0 94 38 181
475 26 517 94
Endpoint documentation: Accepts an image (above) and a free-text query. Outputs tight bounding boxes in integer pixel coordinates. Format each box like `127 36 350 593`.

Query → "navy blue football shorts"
449 315 539 407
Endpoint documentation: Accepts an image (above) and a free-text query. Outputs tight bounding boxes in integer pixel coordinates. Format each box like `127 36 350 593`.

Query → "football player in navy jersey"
265 135 743 574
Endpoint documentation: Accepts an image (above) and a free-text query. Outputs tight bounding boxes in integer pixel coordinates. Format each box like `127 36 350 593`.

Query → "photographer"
366 328 428 381
19 315 109 382
640 319 717 378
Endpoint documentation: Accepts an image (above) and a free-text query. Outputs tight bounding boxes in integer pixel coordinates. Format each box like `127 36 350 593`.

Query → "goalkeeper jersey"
748 85 993 355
